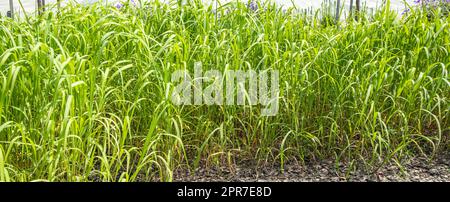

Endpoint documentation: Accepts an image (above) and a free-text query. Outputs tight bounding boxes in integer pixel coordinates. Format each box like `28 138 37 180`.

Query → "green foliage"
0 0 448 181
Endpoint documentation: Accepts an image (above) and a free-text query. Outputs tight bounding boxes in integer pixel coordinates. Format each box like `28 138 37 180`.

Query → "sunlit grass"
0 0 448 181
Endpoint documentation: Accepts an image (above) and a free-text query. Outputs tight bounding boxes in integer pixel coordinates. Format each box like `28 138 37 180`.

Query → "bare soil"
172 154 450 182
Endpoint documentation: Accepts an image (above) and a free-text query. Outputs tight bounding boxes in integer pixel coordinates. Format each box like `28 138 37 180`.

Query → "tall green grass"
0 0 448 181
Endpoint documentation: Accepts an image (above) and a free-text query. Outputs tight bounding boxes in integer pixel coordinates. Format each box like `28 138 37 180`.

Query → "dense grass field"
0 1 448 182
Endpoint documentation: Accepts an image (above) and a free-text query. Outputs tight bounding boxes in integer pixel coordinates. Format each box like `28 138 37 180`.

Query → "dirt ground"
172 154 450 182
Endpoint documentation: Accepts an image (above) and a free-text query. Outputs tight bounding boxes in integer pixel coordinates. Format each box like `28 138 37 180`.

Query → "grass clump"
0 0 448 181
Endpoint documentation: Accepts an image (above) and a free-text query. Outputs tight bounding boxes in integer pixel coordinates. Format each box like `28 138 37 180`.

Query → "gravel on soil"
172 155 450 182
